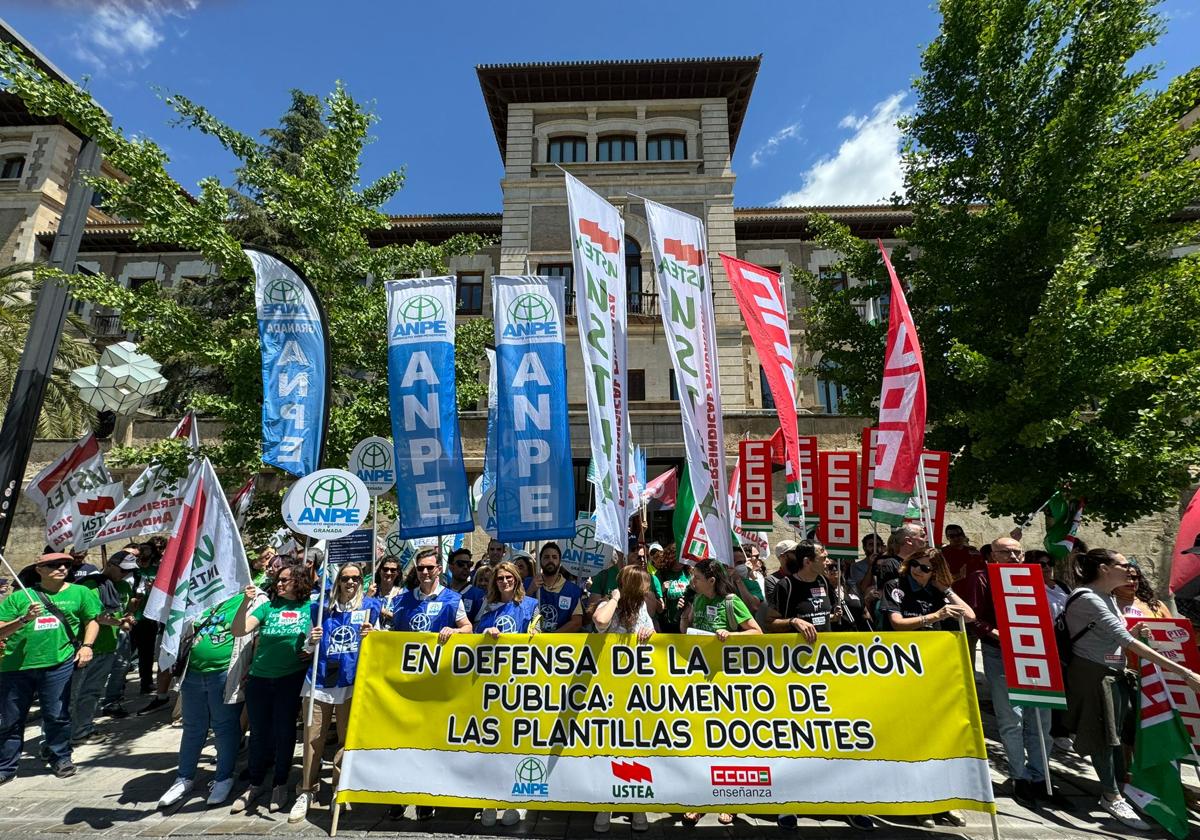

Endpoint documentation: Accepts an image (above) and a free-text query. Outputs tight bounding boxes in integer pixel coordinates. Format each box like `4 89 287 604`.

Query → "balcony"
90 313 125 337
565 290 660 319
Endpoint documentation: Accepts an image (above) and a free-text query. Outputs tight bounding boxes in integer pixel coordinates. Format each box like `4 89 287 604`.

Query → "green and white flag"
1124 664 1192 838
1043 492 1084 560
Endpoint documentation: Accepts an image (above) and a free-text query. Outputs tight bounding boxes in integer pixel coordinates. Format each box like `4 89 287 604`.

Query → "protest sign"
562 517 611 578
327 527 375 566
26 433 112 549
738 440 773 531
817 452 858 561
348 436 395 496
1127 617 1200 758
338 632 993 817
987 563 1066 708
284 469 371 540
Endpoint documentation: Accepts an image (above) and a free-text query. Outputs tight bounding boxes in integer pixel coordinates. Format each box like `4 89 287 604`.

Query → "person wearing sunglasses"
391 549 472 643
474 560 539 829
1063 549 1200 829
0 551 101 783
446 548 486 624
879 549 974 633
230 562 314 814
289 562 380 824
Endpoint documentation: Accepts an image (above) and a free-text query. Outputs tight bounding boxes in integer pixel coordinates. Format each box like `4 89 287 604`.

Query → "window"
647 134 686 161
597 135 637 162
628 369 646 402
539 264 574 311
547 136 587 164
625 236 643 312
759 366 776 410
128 277 154 292
817 360 848 415
668 369 679 401
0 156 24 180
819 266 848 292
456 272 483 315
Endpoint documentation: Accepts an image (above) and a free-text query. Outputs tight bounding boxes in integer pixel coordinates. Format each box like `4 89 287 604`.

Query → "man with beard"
525 543 583 633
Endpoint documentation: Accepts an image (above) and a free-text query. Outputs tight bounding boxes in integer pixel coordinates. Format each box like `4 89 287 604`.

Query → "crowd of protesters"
1 522 1199 835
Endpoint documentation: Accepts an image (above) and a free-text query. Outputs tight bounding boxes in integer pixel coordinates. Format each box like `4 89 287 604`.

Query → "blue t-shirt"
475 596 539 634
523 577 583 631
309 597 381 689
391 586 464 634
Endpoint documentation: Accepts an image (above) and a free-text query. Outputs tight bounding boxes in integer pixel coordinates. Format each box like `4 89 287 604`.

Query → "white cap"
648 542 663 553
774 539 798 558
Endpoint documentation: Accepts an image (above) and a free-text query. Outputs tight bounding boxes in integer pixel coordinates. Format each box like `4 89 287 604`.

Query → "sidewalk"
0 686 1193 839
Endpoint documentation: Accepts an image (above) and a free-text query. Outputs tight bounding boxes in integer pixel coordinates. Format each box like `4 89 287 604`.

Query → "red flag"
642 468 678 510
722 254 804 524
870 242 927 524
1170 490 1200 599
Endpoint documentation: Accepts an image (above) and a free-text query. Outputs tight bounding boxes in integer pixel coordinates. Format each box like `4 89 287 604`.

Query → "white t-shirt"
596 601 654 635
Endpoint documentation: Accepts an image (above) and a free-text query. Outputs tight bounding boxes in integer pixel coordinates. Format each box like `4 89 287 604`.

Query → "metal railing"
565 290 660 318
90 313 125 336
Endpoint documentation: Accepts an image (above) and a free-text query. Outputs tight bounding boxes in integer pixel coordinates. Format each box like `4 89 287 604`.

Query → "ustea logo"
503 292 557 338
392 294 447 339
611 760 654 799
512 757 549 797
298 475 361 526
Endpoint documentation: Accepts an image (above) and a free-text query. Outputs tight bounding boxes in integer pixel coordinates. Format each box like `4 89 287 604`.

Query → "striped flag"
1043 492 1084 560
1124 663 1192 838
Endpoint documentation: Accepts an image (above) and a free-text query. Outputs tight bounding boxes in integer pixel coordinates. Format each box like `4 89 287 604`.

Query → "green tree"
0 43 490 481
0 262 95 437
799 0 1200 529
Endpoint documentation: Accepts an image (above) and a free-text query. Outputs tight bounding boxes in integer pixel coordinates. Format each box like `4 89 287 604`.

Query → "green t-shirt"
80 577 133 655
249 597 311 678
0 584 101 672
656 568 690 630
741 576 764 602
591 566 664 600
189 594 244 674
689 593 752 634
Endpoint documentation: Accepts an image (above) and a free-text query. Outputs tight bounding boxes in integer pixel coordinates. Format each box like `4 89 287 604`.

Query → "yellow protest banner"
337 631 993 817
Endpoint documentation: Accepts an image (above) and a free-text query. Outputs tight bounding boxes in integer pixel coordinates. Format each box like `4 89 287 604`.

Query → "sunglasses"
416 565 439 573
495 574 516 582
380 567 399 574
911 562 934 573
39 561 70 570
277 577 295 585
340 576 362 583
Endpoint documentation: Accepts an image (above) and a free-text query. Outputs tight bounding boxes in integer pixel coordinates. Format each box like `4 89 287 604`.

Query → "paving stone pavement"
0 676 1197 839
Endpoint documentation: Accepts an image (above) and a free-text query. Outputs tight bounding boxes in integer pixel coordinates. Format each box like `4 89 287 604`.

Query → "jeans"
982 643 1051 782
178 669 243 783
0 658 75 774
245 669 305 787
69 651 114 739
103 631 131 705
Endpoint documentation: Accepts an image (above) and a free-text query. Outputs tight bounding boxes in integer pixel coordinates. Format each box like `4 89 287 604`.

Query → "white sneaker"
593 811 611 833
158 777 193 808
207 778 234 806
288 791 311 824
1053 736 1074 752
631 811 648 832
480 808 497 827
1100 797 1149 830
501 808 521 826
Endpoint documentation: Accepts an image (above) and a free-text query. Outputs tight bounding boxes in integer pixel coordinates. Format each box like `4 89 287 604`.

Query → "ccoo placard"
283 468 371 539
349 436 396 496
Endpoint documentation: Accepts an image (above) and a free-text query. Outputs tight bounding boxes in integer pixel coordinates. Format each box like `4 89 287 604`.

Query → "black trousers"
245 669 306 787
131 618 159 694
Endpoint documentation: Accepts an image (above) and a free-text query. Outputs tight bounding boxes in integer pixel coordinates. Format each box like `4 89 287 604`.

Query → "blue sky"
4 1 1198 213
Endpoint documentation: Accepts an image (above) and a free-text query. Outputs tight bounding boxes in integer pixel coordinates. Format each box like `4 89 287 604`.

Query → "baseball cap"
37 551 74 565
109 551 139 571
648 542 664 553
774 540 798 558
511 549 533 562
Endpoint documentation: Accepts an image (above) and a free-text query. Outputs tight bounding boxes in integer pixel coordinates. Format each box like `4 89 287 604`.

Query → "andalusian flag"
1124 664 1192 838
1043 492 1084 560
673 463 710 564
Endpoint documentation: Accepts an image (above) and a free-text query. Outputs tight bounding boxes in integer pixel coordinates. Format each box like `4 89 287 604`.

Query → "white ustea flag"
643 199 732 566
144 457 251 669
564 173 630 551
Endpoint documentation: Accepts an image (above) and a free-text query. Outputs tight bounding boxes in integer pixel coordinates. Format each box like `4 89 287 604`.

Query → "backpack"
1053 590 1095 666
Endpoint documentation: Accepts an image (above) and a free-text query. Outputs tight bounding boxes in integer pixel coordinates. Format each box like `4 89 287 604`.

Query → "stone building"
0 55 1185 576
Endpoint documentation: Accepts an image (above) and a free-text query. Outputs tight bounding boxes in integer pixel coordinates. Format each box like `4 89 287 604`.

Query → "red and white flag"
230 475 257 529
871 243 927 525
80 413 201 549
145 457 251 669
722 255 804 525
25 433 112 550
641 467 678 510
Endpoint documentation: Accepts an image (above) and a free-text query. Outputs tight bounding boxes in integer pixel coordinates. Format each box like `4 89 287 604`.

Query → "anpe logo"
611 760 654 799
357 441 390 469
393 294 447 338
299 475 361 526
710 766 772 786
385 531 406 559
503 293 557 338
265 277 303 304
512 757 549 797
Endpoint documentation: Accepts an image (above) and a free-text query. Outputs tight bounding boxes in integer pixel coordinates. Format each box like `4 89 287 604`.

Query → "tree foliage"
0 43 490 484
798 0 1200 529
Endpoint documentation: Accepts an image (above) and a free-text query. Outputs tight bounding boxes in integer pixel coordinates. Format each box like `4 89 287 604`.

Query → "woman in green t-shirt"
229 563 314 815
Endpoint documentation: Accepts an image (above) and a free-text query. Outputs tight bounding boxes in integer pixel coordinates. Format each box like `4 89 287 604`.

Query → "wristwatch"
80 643 94 649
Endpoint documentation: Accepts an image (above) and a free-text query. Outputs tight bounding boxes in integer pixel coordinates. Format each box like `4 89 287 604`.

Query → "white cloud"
750 120 803 167
67 1 198 72
775 92 908 206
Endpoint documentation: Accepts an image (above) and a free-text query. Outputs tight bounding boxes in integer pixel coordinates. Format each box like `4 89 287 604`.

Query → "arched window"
625 236 643 313
597 135 637 162
547 137 587 163
0 156 24 180
647 134 686 161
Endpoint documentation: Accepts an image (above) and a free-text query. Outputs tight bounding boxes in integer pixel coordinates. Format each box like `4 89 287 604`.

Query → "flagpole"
305 535 323 728
0 552 32 596
370 498 379 589
916 469 936 546
1035 712 1052 797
